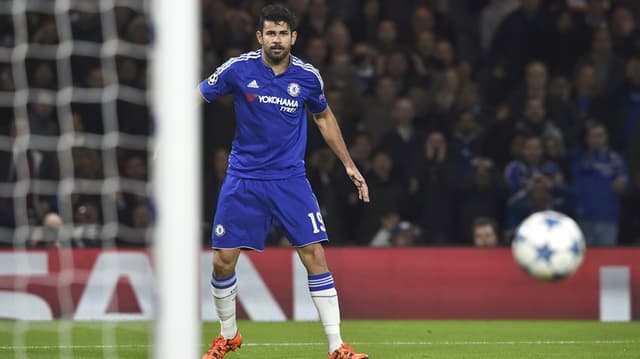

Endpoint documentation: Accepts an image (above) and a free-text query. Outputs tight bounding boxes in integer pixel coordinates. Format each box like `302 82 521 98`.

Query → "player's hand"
346 166 369 203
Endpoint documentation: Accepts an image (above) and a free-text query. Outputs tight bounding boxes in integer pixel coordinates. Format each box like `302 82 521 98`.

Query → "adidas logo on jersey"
247 80 259 88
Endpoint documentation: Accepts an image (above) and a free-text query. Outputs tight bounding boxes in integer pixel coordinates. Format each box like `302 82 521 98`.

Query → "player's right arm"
199 61 234 103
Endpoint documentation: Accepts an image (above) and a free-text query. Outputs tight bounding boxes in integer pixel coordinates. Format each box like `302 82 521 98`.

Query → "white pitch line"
0 340 638 350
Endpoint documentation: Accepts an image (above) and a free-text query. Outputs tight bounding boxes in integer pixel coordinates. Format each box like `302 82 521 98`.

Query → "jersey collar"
259 49 293 76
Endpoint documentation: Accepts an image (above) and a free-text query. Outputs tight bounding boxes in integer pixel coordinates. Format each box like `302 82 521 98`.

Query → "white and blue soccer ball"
512 210 586 281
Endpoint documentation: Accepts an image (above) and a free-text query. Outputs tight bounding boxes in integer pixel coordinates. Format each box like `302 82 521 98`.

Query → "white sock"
211 272 238 339
309 272 343 353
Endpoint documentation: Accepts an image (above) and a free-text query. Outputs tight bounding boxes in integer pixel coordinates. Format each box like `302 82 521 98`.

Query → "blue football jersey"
199 49 328 179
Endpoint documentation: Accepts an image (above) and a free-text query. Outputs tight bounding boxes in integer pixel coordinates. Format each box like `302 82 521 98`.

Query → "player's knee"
297 244 329 273
212 253 237 277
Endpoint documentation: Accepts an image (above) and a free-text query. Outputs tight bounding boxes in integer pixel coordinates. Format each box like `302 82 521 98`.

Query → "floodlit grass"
0 320 638 358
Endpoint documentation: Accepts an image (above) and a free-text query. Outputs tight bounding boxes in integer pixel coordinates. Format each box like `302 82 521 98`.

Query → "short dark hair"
473 217 497 230
584 119 606 132
258 4 296 31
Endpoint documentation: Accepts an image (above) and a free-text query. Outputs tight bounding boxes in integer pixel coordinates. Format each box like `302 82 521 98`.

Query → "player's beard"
264 45 289 64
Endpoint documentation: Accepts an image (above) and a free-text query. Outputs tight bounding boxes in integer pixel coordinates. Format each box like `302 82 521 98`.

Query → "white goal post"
151 0 201 358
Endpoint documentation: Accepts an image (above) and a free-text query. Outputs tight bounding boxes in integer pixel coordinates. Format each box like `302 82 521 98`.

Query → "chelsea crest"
287 82 300 97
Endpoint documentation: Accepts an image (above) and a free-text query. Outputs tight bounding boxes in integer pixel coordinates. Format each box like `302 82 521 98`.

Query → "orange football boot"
328 343 369 359
202 332 242 359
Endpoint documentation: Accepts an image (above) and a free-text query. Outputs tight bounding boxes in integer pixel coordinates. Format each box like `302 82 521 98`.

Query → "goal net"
0 0 200 357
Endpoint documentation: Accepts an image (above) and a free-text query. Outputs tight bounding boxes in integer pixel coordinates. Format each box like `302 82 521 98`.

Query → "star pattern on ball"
544 217 560 228
536 244 554 262
570 240 582 256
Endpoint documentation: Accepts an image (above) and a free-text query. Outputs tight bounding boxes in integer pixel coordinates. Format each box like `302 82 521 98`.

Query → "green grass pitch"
0 320 638 358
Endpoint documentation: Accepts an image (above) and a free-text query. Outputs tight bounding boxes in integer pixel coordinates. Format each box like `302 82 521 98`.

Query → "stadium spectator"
348 0 380 44
610 4 640 59
456 82 489 123
356 150 405 245
472 217 500 247
131 203 153 229
514 97 565 153
378 97 422 179
297 0 332 47
422 68 459 134
571 61 599 118
324 53 362 123
72 201 102 247
73 148 103 179
544 136 570 182
546 6 590 77
432 39 457 70
591 56 640 153
577 26 626 96
457 159 507 244
449 111 487 182
303 35 329 71
410 30 436 78
570 121 629 246
382 49 413 93
359 75 397 143
30 18 58 44
582 0 610 32
509 61 580 137
369 211 400 247
351 42 377 93
408 131 457 244
116 57 140 87
489 0 553 91
370 216 420 247
85 66 104 88
30 61 56 89
375 20 399 54
70 10 103 42
224 9 255 50
28 212 63 248
388 221 420 247
349 131 373 174
504 135 563 193
123 154 147 181
0 65 13 91
28 93 59 136
326 20 351 58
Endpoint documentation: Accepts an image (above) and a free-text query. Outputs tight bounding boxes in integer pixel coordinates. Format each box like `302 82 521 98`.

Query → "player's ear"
291 31 297 46
256 30 263 45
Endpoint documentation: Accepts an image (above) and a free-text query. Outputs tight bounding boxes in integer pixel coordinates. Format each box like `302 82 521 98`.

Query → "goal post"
151 0 201 357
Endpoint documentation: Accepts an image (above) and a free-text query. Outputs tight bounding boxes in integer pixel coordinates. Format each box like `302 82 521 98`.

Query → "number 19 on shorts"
307 212 326 234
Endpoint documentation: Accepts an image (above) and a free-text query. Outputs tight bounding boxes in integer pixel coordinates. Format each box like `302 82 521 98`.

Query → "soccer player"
199 4 369 359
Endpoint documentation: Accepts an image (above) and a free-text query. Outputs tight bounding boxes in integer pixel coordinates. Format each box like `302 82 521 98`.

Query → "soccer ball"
512 210 586 281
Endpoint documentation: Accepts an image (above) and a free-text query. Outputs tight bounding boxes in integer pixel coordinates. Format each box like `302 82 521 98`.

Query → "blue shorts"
212 174 329 250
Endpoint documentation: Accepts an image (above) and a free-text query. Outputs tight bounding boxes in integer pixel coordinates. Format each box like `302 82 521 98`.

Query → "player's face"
257 21 297 64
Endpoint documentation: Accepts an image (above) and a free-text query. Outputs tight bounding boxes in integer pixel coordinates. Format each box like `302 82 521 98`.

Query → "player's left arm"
312 107 369 203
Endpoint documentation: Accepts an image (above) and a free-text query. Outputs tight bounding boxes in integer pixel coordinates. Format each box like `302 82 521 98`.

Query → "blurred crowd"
203 0 640 247
1 0 639 248
0 4 153 246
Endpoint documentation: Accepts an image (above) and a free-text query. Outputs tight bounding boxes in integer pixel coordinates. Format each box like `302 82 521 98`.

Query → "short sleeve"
306 72 328 114
199 63 233 103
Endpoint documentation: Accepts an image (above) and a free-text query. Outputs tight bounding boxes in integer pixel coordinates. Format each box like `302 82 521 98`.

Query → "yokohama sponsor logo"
257 95 299 108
